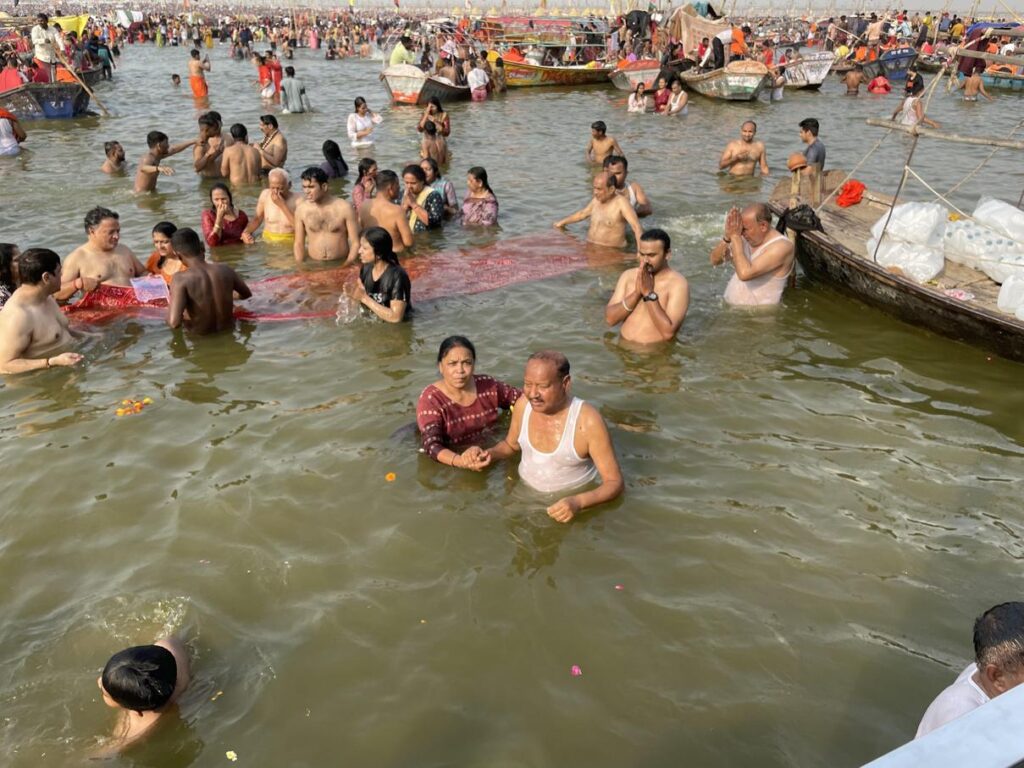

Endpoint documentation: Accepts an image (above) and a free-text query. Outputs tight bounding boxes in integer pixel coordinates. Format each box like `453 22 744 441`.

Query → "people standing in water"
652 76 671 113
419 120 449 166
0 243 19 309
664 79 688 116
0 248 84 374
483 350 624 523
797 117 826 175
604 228 690 344
401 164 444 233
420 158 458 219
146 221 185 284
294 166 360 263
133 131 196 193
220 124 262 186
892 80 940 128
280 65 310 113
554 171 642 248
417 335 522 469
351 158 378 211
343 227 411 323
320 140 349 179
58 207 146 301
417 98 450 137
201 183 249 247
628 82 648 113
916 602 1024 739
193 113 224 179
100 141 126 174
709 203 795 307
359 169 414 252
347 96 381 148
604 155 652 218
719 121 769 177
253 114 287 174
461 166 499 226
187 48 210 99
242 168 297 244
166 228 251 334
957 68 994 102
585 120 625 164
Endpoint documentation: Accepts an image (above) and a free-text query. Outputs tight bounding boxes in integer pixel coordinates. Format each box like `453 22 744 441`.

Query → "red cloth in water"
836 180 866 208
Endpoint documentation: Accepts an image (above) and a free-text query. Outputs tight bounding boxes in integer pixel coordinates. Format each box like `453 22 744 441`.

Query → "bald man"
553 172 642 248
709 203 795 306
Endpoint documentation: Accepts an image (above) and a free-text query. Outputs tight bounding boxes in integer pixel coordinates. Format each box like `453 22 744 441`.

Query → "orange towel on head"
836 180 866 207
190 75 208 98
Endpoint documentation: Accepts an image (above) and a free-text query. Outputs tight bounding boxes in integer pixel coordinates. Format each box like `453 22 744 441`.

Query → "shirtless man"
242 168 296 243
605 228 690 343
719 120 769 176
253 114 287 174
358 169 414 253
843 63 864 95
480 350 624 523
187 48 210 99
192 113 224 178
293 166 360 263
603 155 652 218
100 140 126 174
419 120 449 166
585 121 624 165
709 203 795 306
553 172 642 248
957 68 994 101
167 228 251 334
0 248 84 374
133 130 194 193
57 207 146 301
220 124 261 186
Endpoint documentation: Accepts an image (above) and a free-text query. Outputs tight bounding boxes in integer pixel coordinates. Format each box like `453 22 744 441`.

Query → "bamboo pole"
950 48 1024 68
871 133 918 263
54 45 111 117
864 119 1024 149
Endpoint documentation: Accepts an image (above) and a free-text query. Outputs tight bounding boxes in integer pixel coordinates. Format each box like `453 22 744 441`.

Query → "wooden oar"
53 44 110 116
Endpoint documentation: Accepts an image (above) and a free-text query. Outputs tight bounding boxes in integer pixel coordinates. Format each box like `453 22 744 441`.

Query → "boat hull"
784 51 834 89
0 82 90 119
609 61 661 91
501 60 612 87
680 62 769 101
381 64 472 105
861 48 918 80
978 71 1024 91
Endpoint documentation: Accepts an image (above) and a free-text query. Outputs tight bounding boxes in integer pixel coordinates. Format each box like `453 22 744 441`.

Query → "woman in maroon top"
201 183 249 247
417 335 522 470
652 76 671 114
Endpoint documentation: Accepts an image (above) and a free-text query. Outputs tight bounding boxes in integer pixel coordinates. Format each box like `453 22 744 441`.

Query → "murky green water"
1 44 1023 767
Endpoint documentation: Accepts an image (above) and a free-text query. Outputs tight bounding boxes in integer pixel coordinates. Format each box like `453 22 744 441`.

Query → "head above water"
590 120 607 136
260 114 278 131
437 335 476 363
798 117 820 137
171 228 204 261
209 182 234 210
376 169 400 199
229 123 248 142
146 130 169 149
356 157 377 183
101 645 177 713
524 350 571 414
420 156 441 182
84 206 119 236
740 203 774 247
104 140 124 160
16 247 60 286
361 226 398 266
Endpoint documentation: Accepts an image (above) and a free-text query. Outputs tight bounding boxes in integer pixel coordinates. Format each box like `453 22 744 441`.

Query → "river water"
1 44 1023 767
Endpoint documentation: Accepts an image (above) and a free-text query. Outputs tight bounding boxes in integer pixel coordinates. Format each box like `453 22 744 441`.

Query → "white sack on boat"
974 197 1024 247
997 274 1024 314
867 203 948 283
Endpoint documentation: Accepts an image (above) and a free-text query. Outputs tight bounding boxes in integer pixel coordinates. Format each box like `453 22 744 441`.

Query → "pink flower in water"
571 665 583 677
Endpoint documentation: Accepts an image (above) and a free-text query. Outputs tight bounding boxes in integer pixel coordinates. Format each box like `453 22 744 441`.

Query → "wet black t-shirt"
360 262 411 313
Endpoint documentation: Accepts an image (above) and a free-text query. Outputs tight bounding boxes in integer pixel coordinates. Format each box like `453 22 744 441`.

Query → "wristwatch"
642 291 658 302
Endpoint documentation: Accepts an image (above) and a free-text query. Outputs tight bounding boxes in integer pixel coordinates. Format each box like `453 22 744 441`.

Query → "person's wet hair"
229 123 247 141
171 228 203 259
420 156 441 180
746 202 772 224
197 113 217 129
437 335 476 363
259 114 278 130
353 96 367 110
0 243 18 289
376 169 399 192
591 120 607 134
467 166 494 198
190 49 200 59
356 157 376 183
975 603 1024 672
301 166 328 185
423 120 437 136
363 226 399 267
146 130 168 148
603 154 628 171
285 66 295 77
84 206 118 233
799 117 820 136
322 140 343 163
152 221 177 238
640 228 671 252
16 248 60 285
103 140 121 157
528 350 570 379
101 645 177 712
402 164 426 183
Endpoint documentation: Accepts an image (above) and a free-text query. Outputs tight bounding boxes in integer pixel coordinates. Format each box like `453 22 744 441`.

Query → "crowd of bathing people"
0 27 1012 753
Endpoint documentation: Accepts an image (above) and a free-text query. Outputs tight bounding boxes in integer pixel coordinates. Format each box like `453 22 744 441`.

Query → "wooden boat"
783 51 835 89
499 58 612 87
767 171 1024 363
380 64 470 105
975 70 1024 92
0 82 90 119
861 47 918 81
610 59 662 91
916 53 950 73
679 60 769 101
831 59 856 75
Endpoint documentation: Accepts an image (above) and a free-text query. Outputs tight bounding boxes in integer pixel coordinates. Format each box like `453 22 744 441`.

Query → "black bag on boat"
776 204 824 235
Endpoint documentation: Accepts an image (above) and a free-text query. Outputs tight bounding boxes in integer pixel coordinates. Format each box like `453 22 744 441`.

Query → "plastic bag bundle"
997 274 1024 315
974 197 1024 246
867 202 948 283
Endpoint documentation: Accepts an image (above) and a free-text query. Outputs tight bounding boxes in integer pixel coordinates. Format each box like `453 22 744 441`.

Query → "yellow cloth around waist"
262 230 295 243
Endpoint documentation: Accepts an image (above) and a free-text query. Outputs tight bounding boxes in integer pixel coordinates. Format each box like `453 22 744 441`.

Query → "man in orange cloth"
187 48 210 99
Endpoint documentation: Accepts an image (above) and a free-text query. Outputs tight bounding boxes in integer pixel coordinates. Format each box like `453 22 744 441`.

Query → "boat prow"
381 63 471 105
784 51 835 89
680 59 769 101
0 82 91 119
610 59 662 91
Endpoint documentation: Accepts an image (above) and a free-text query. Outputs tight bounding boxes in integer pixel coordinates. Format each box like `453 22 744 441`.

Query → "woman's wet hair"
17 248 60 285
437 335 476 363
356 157 377 183
467 166 493 197
152 221 177 239
322 139 342 162
420 157 440 180
101 645 177 712
402 164 427 183
634 82 645 95
209 182 234 209
363 226 399 267
353 96 367 110
429 96 443 112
